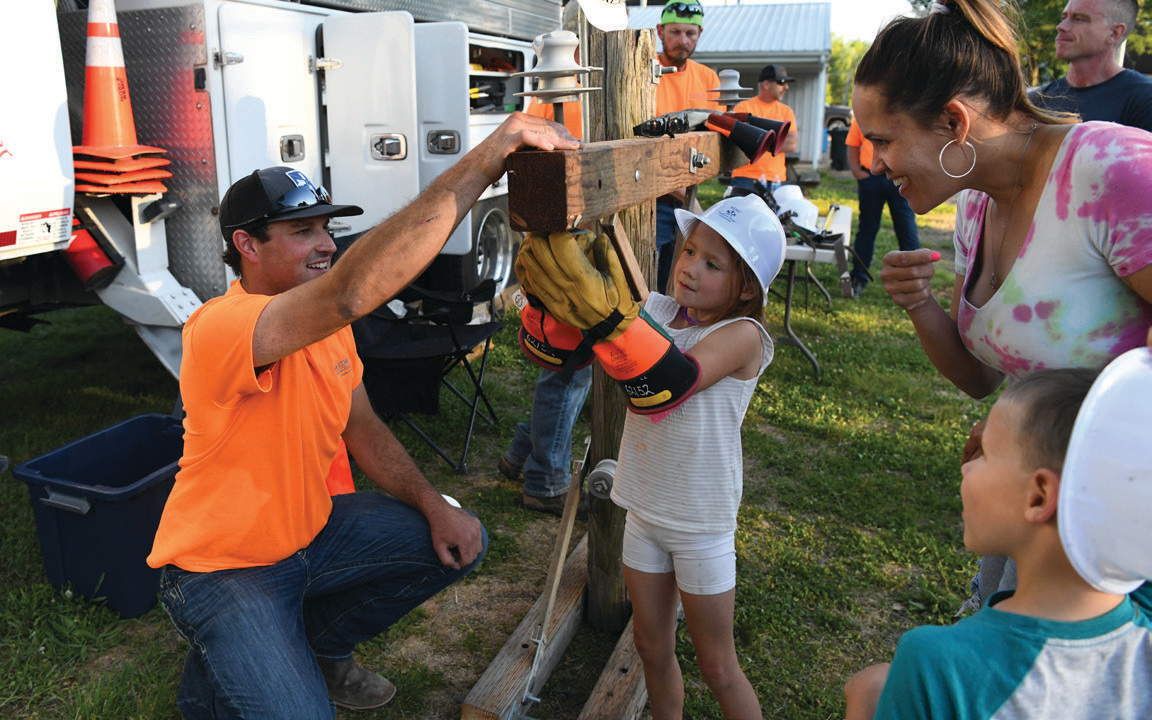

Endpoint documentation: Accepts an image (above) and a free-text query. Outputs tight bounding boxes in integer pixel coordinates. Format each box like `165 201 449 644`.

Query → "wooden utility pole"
582 22 658 635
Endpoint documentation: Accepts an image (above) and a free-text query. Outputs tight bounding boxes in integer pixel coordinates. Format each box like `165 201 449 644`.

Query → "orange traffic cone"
74 156 170 172
75 168 173 185
75 180 169 195
72 0 166 161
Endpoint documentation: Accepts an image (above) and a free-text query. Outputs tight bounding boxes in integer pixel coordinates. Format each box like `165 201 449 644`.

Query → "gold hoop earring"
939 138 977 179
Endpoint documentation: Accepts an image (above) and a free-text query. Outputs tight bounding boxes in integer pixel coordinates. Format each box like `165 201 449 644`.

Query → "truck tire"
423 195 521 294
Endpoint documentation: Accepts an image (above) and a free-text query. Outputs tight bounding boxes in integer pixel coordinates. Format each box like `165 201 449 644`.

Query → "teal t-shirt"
875 586 1152 719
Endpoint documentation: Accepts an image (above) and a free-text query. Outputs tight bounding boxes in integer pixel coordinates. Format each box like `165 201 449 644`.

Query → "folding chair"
351 280 504 473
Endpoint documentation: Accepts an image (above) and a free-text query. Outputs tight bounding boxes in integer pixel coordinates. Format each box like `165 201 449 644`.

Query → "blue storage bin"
14 413 183 618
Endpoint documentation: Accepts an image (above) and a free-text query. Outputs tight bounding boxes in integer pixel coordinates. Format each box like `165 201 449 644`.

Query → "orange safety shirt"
148 280 362 572
730 96 797 183
526 98 583 141
656 58 721 115
845 118 874 172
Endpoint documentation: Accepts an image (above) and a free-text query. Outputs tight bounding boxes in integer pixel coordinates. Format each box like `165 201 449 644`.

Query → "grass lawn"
0 170 986 719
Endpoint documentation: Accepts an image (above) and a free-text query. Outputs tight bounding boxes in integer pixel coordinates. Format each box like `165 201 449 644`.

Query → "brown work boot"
521 491 588 519
318 658 396 711
497 456 522 482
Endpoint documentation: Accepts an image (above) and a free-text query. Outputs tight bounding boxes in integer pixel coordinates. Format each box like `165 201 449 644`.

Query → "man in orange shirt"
147 114 579 718
729 64 799 193
844 116 919 299
654 0 721 291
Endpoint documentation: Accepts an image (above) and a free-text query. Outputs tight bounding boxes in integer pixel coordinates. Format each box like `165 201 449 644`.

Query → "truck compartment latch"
427 130 460 155
213 50 243 70
280 135 305 162
370 134 407 161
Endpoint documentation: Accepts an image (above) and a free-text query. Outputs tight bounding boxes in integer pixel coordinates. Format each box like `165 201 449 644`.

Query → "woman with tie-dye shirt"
951 121 1152 380
851 0 1152 608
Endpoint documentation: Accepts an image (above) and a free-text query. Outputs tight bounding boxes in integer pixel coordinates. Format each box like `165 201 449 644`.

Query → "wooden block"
461 536 589 720
599 217 649 304
506 133 725 232
576 617 647 720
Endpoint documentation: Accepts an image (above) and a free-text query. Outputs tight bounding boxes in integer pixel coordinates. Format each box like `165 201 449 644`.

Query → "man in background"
654 0 721 291
1031 0 1152 131
728 64 799 195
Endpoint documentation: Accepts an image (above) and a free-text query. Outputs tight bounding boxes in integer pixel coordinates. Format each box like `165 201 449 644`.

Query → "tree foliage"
907 0 1151 86
826 35 871 105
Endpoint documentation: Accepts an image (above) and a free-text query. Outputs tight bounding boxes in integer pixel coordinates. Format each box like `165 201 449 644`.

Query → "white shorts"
621 512 736 595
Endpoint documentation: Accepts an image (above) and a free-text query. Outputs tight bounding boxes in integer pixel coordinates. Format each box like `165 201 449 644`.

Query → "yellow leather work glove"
515 231 638 341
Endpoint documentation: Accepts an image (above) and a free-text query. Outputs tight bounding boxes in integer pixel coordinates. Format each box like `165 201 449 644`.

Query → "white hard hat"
574 0 628 31
772 184 804 207
777 196 820 233
674 194 787 301
1058 347 1152 595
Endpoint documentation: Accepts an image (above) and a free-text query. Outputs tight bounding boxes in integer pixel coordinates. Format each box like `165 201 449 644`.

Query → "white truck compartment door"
1 1 73 261
217 3 325 192
322 12 420 238
414 21 471 255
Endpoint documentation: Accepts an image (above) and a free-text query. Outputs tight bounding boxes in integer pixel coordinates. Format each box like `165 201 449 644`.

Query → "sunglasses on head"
228 183 333 229
275 183 332 212
665 2 704 18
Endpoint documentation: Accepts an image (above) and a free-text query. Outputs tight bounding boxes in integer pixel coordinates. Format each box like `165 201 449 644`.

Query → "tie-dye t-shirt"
953 122 1152 378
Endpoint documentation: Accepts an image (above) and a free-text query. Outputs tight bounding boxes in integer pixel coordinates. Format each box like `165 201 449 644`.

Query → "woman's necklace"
990 124 1038 289
679 306 705 325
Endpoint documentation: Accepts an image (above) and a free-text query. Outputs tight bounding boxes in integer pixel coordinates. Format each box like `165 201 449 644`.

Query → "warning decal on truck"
15 209 71 249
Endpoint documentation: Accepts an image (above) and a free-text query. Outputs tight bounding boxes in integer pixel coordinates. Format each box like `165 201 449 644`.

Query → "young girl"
615 195 783 719
516 194 787 718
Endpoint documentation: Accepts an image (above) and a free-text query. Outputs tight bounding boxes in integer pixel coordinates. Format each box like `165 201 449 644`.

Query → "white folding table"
773 203 854 380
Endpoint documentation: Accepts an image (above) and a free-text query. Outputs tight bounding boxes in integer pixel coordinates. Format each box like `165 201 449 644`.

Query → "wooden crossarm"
506 132 730 232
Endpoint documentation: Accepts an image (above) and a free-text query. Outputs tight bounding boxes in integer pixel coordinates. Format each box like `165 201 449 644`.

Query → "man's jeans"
656 198 681 293
505 366 592 498
851 172 920 285
159 492 487 719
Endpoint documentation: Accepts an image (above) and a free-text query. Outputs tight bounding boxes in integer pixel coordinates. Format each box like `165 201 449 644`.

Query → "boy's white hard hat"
674 194 787 301
1059 347 1152 595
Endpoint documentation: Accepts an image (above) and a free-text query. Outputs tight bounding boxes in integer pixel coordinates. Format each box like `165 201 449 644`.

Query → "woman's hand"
881 249 941 312
961 416 987 465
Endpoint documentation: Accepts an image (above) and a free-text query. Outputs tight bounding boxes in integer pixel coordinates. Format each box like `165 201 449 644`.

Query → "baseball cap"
219 167 363 237
1058 347 1152 595
660 1 704 27
576 0 628 32
758 64 794 84
674 195 787 301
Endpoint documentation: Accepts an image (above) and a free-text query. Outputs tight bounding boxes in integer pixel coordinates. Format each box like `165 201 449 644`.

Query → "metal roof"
628 3 831 56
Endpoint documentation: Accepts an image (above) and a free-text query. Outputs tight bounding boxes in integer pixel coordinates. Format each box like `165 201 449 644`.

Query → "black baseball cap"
758 64 795 84
219 167 363 237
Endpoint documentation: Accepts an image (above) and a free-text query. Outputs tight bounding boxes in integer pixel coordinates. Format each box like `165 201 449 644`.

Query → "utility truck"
4 0 562 377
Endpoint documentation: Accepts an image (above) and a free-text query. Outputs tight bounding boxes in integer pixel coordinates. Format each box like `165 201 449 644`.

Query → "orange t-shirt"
526 98 583 141
845 118 874 172
730 96 797 183
148 280 363 572
656 58 721 115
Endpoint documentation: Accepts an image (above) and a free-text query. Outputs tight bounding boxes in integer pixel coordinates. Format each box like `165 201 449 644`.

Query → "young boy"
846 364 1152 720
